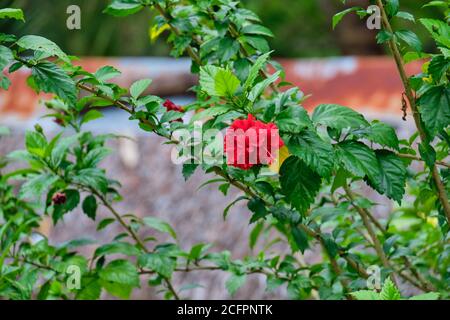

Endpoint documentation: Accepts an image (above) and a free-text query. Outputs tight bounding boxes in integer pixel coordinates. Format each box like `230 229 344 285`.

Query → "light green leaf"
94 65 121 82
103 0 144 17
94 242 140 258
138 252 176 278
409 292 440 300
25 131 47 157
226 274 246 296
81 109 103 124
130 79 152 99
0 8 24 21
215 68 240 97
17 35 69 63
143 217 177 239
99 259 140 287
243 51 272 90
380 278 401 300
247 71 280 102
351 290 381 300
332 7 361 29
241 24 273 37
0 45 13 70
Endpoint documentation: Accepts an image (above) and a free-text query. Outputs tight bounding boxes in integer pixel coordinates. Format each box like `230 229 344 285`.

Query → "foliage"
0 0 449 300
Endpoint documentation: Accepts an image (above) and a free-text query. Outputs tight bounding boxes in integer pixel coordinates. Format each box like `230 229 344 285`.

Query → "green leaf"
355 121 400 150
417 85 450 137
190 105 230 123
275 106 311 133
312 104 368 130
76 277 101 300
0 8 25 21
199 65 221 96
279 156 322 213
396 11 415 23
291 226 309 253
351 290 381 300
428 55 450 83
71 168 108 193
380 278 401 300
138 252 175 278
395 30 422 52
218 37 239 62
367 150 406 204
94 65 121 82
52 189 80 223
17 35 69 63
248 197 268 223
19 173 58 200
99 259 139 287
243 51 272 90
336 141 379 181
25 131 47 157
130 79 152 99
103 0 144 17
215 68 240 97
241 24 273 37
0 45 13 70
249 222 264 249
94 242 140 258
143 217 177 239
225 274 246 296
284 129 334 177
332 7 361 29
420 18 450 48
409 292 440 300
31 62 77 103
81 109 103 124
82 195 97 220
247 71 280 102
182 163 198 181
385 0 399 17
97 218 115 231
418 143 436 168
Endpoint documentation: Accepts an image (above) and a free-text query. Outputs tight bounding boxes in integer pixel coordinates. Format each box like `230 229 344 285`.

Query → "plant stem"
343 184 398 287
397 153 450 169
91 189 180 300
376 0 450 223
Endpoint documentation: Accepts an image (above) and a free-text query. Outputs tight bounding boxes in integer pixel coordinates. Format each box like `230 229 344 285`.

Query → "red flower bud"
163 99 184 113
224 114 284 170
52 192 67 205
163 99 184 123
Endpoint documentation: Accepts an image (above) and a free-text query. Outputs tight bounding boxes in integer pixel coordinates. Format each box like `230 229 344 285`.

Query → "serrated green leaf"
143 217 177 239
418 85 450 137
280 156 321 213
284 129 334 177
312 104 368 130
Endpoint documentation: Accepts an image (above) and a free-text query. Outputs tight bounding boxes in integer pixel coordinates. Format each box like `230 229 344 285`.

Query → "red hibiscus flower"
224 114 284 170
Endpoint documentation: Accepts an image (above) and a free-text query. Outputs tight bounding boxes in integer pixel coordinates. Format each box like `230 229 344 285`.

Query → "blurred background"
0 0 441 299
